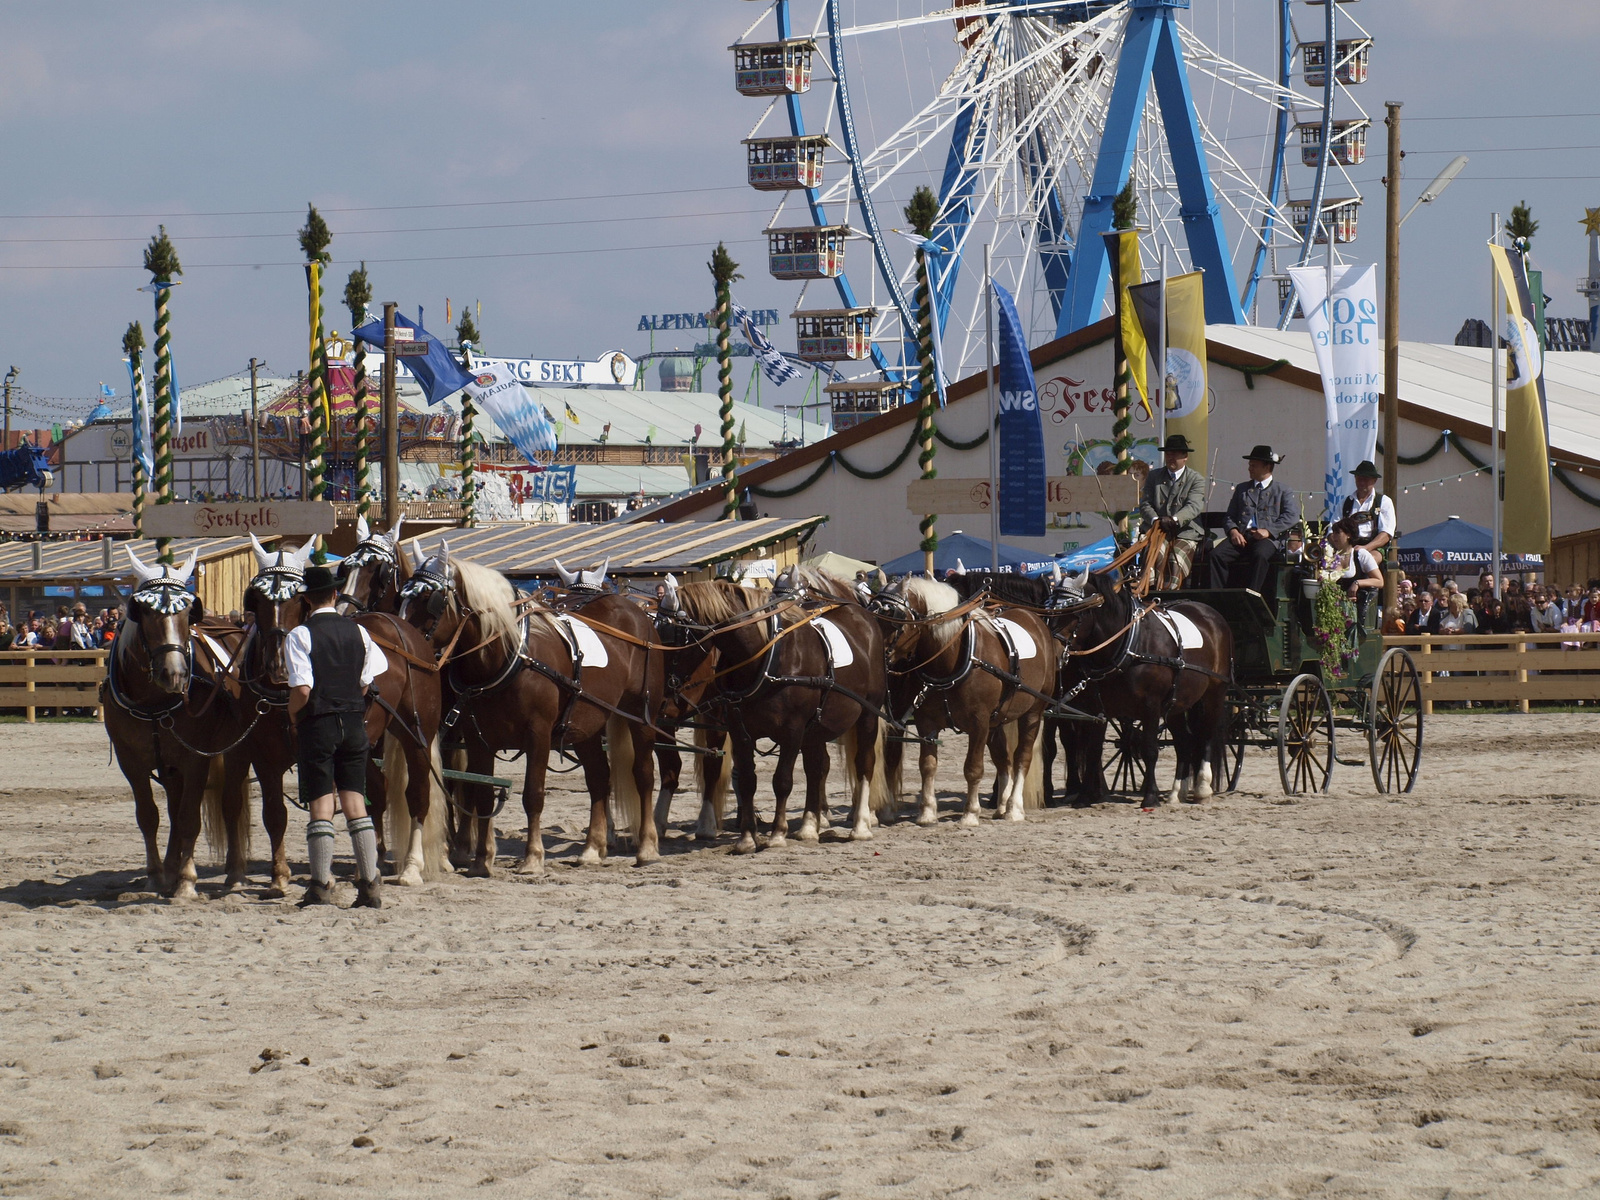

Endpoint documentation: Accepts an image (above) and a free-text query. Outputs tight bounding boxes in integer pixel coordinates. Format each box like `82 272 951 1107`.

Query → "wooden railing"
0 648 108 722
1383 631 1600 714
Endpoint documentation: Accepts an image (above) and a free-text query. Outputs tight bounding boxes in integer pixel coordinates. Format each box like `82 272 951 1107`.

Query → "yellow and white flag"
1103 230 1149 415
1489 244 1552 555
1128 271 1209 463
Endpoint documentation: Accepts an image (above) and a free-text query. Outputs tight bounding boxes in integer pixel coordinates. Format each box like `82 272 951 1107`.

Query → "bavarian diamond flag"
462 362 556 469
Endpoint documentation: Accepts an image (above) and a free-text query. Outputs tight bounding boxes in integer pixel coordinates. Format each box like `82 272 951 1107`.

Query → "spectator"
1479 597 1510 636
1382 597 1411 637
1531 591 1564 635
1563 584 1586 623
1407 590 1442 635
0 619 12 651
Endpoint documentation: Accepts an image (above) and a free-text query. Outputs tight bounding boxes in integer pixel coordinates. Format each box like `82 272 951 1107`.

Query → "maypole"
298 204 332 504
142 226 181 565
344 262 374 526
1109 179 1139 483
709 242 743 520
455 306 481 528
906 187 939 575
122 322 147 539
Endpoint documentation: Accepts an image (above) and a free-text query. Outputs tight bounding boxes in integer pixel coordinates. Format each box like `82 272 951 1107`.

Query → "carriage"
1091 546 1424 799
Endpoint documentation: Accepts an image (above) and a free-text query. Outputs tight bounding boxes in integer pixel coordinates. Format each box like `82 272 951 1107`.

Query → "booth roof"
400 515 825 577
0 535 266 583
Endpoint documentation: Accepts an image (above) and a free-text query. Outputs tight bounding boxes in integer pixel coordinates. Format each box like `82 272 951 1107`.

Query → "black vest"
1342 492 1384 546
304 610 367 715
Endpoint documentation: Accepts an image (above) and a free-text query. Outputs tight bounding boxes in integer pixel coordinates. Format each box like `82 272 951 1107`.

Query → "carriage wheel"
1222 699 1248 793
1277 674 1334 795
1368 648 1424 794
1102 718 1145 795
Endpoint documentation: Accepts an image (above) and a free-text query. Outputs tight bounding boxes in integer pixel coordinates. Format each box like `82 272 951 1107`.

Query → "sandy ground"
1 714 1598 1199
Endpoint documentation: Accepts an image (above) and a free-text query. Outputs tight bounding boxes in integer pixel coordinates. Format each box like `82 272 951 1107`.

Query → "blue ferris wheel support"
1240 0 1295 320
1057 0 1245 337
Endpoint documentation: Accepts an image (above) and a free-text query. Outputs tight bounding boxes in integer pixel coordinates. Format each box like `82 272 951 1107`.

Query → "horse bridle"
243 565 306 702
339 538 399 613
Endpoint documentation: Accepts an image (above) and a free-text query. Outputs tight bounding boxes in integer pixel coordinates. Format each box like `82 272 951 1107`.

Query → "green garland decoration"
709 243 742 520
936 424 988 451
305 261 329 502
460 393 477 527
747 414 992 499
1223 358 1292 390
345 263 373 524
142 226 180 565
913 247 938 555
1378 430 1600 510
123 322 147 539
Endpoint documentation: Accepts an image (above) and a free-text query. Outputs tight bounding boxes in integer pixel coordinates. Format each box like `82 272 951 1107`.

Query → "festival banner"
1102 229 1149 415
1128 271 1209 464
461 361 557 468
1489 244 1553 554
123 356 153 480
992 281 1047 538
732 298 801 387
352 314 474 405
1288 264 1381 521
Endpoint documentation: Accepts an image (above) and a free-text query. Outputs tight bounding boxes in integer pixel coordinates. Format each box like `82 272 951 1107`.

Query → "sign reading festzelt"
141 501 337 539
906 475 1139 515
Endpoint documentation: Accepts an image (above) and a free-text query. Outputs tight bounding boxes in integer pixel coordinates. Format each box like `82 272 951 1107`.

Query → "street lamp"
1400 154 1469 228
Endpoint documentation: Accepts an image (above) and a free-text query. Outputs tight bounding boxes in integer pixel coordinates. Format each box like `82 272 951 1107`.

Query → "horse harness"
1067 596 1231 721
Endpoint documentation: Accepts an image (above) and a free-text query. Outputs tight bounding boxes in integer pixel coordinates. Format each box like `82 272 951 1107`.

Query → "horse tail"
420 736 448 881
694 725 731 829
606 713 642 848
199 756 248 865
867 721 891 816
1023 720 1045 811
383 730 412 873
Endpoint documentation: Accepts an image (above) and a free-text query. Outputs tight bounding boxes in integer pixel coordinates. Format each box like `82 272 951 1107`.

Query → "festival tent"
878 532 1056 578
1394 516 1544 574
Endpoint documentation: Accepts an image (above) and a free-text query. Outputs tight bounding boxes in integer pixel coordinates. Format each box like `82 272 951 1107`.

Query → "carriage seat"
1188 510 1284 603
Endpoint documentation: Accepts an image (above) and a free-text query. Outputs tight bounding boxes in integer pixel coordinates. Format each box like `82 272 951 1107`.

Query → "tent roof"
878 531 1057 577
0 535 267 584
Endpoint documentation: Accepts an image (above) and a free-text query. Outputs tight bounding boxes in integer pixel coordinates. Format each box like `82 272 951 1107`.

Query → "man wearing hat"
1208 445 1302 591
1138 433 1206 589
285 562 389 908
1340 460 1395 552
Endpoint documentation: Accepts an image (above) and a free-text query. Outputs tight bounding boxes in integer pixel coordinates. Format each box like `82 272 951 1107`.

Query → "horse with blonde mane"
399 543 661 873
866 574 1056 825
657 571 889 851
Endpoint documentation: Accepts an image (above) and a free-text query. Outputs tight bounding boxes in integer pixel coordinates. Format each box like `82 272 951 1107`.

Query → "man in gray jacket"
1208 445 1302 592
1139 433 1206 588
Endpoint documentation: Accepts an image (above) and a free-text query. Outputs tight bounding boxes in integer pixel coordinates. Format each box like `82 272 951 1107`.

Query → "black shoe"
352 880 383 910
297 882 333 908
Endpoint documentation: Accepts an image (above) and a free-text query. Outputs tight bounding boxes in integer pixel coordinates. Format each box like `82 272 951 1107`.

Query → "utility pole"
2 366 16 450
382 302 400 531
1383 101 1403 612
1490 213 1503 598
248 357 261 500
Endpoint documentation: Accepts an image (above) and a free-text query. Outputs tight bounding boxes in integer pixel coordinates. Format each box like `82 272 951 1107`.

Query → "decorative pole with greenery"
455 307 481 528
709 242 743 519
123 321 147 538
142 226 181 564
906 186 940 574
1110 177 1139 484
344 262 373 526
1505 201 1538 254
298 204 332 503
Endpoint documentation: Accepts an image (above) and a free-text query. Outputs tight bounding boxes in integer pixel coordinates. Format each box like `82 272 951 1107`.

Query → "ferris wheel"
728 0 1374 408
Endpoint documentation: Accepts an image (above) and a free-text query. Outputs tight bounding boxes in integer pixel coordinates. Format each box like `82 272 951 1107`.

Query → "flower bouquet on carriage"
1309 532 1359 679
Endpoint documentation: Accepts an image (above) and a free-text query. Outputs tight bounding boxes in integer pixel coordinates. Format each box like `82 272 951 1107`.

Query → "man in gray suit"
1139 433 1206 588
1208 444 1302 592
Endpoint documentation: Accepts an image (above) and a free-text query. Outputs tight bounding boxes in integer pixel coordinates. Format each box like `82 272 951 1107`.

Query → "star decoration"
1582 207 1600 237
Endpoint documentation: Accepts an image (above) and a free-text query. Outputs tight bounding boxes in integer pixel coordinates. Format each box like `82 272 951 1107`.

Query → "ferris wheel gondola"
728 0 1372 415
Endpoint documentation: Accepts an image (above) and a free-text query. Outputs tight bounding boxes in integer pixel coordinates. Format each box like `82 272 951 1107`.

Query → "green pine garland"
142 227 180 565
709 243 742 520
122 322 147 539
345 263 373 525
299 205 332 504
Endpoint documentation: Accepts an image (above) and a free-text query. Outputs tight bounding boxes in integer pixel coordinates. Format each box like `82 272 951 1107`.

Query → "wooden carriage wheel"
1367 648 1423 794
1277 673 1334 795
1101 717 1147 795
1221 698 1248 793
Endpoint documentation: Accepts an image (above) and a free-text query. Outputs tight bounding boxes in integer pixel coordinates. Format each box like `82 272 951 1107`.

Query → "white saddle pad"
555 613 610 668
812 617 854 668
196 632 236 670
1157 609 1205 651
991 616 1039 660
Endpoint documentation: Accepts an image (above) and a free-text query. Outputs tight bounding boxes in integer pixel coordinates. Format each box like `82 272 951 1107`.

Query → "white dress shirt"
285 604 389 690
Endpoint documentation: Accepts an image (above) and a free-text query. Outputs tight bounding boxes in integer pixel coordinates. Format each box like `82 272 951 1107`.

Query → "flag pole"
1157 245 1168 448
985 243 999 575
1490 212 1502 596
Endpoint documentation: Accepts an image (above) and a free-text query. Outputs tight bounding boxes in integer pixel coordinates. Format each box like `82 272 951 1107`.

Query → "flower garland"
1309 537 1359 679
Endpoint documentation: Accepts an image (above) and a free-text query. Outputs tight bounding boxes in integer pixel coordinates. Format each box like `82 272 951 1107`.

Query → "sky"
1 0 1598 422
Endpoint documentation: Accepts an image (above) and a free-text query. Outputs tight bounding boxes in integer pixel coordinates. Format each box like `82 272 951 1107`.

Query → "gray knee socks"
306 819 336 886
348 815 381 886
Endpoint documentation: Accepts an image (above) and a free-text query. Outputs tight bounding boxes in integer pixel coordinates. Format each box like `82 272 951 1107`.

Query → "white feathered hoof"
958 811 981 828
915 807 939 827
849 823 874 842
168 878 200 902
633 845 661 867
515 853 545 876
795 814 820 843
1190 763 1214 801
395 862 425 887
1006 803 1026 823
577 845 604 866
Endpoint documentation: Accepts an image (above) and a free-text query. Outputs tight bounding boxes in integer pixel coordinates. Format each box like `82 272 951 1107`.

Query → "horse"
656 570 889 851
327 517 447 883
398 544 661 874
102 546 255 899
1062 568 1233 808
865 575 1055 826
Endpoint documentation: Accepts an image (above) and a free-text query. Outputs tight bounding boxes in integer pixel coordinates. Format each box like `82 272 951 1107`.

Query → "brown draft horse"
657 572 889 851
1063 568 1234 808
103 547 255 899
866 575 1055 825
330 519 448 884
398 545 661 874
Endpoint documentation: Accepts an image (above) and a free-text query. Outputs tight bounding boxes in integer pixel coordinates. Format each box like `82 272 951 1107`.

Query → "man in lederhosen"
1340 460 1395 555
285 563 388 909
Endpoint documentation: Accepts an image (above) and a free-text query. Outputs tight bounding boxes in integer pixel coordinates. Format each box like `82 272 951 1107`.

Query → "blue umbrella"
878 532 1055 578
1394 516 1544 573
1028 534 1119 576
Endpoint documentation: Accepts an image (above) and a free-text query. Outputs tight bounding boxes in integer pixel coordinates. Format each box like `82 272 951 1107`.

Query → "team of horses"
102 523 1234 897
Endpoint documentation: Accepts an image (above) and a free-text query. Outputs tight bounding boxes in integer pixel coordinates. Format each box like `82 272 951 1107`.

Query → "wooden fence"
1383 631 1600 714
0 648 108 722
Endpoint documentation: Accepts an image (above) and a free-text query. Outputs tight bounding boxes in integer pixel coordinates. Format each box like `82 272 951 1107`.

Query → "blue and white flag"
123 357 153 480
992 281 1047 539
1289 264 1380 522
462 361 557 468
352 313 474 405
732 298 799 386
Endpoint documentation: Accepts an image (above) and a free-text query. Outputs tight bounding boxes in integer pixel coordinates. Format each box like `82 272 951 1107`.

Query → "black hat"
304 564 338 593
1353 459 1380 478
1243 444 1283 465
1160 434 1194 454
